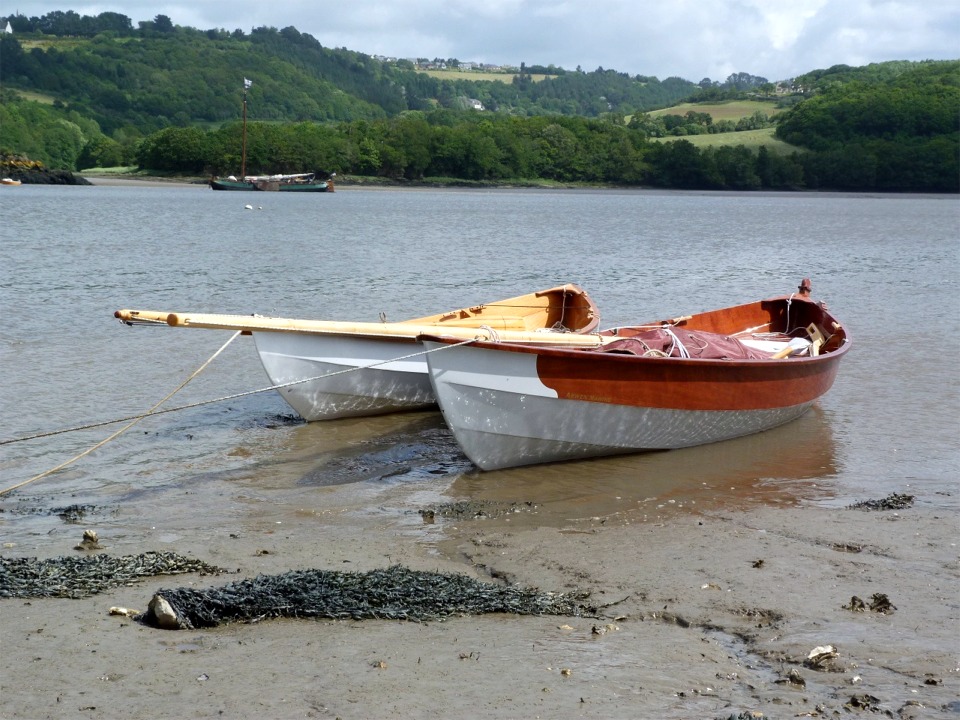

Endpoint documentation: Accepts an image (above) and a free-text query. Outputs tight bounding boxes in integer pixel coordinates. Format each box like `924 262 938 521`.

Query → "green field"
19 37 86 51
642 99 798 154
11 89 58 104
648 100 780 120
650 127 799 155
419 69 552 83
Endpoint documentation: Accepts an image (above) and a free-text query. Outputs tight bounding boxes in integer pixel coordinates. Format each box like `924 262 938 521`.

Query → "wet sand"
2 489 956 719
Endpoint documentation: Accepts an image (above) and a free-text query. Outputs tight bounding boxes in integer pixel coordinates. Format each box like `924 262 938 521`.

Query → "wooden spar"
114 309 607 346
117 285 599 333
115 309 169 324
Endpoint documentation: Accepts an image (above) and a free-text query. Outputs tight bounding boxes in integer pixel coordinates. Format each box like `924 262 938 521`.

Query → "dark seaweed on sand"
847 493 915 511
0 552 228 599
142 564 594 628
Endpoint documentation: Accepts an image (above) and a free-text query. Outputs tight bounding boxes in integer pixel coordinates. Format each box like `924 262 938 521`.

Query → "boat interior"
600 293 847 360
407 286 599 333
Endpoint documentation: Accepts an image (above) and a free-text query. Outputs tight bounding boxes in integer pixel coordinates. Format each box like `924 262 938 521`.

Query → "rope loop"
477 325 500 343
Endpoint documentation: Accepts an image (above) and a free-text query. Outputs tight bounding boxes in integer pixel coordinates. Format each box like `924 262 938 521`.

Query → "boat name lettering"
563 392 612 403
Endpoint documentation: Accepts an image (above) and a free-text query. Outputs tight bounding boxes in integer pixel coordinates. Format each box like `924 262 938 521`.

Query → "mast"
241 78 251 178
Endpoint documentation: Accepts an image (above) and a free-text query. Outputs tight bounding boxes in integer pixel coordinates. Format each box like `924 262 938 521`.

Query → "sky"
5 1 959 83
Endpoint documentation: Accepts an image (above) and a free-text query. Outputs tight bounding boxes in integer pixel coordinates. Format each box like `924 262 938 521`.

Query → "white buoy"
244 204 253 210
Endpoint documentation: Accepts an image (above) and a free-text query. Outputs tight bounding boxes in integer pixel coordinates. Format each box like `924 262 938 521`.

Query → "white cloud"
6 0 958 81
749 0 829 50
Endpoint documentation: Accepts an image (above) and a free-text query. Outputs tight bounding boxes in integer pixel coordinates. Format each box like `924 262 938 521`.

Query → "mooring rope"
0 336 477 496
0 332 240 496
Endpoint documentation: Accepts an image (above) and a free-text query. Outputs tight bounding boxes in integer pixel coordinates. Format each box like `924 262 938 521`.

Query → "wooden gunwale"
419 294 850 412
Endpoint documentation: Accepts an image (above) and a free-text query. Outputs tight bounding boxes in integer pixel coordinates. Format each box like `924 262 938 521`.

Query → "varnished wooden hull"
422 290 850 470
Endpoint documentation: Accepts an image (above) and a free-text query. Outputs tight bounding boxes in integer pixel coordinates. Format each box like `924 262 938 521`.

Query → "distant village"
371 57 530 111
373 56 522 74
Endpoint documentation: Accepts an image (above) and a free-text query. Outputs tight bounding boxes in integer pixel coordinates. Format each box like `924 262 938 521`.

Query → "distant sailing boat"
209 78 334 192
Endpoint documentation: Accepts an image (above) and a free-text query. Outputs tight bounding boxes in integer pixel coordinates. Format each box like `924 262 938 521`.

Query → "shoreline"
76 174 960 197
81 174 207 188
1 489 956 719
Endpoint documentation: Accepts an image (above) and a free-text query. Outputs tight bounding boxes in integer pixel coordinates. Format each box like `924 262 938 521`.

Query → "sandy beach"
2 488 956 720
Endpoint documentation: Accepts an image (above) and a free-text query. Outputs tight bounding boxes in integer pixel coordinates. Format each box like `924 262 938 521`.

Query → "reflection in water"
444 405 838 527
261 403 838 531
285 412 469 487
0 397 838 550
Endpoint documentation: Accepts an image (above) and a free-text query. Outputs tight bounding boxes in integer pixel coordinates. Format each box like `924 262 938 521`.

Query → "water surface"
1 185 957 550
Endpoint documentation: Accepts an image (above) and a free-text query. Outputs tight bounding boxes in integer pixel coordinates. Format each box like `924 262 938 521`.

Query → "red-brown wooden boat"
421 279 850 470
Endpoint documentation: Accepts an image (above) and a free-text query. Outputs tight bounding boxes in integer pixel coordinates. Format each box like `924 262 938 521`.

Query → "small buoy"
244 204 253 210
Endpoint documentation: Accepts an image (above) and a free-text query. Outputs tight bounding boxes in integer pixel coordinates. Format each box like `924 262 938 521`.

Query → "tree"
136 126 207 171
710 145 760 189
534 122 583 180
646 140 713 189
0 36 24 80
153 15 174 33
77 135 124 169
96 12 133 34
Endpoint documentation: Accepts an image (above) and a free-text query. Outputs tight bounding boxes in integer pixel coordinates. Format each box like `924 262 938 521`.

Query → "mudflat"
81 175 204 188
1 491 956 719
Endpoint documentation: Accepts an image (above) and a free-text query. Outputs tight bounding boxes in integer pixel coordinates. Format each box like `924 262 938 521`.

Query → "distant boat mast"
241 78 252 178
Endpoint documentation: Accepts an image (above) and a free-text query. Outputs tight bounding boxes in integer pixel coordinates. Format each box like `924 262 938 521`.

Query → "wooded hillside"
0 14 696 132
0 10 956 192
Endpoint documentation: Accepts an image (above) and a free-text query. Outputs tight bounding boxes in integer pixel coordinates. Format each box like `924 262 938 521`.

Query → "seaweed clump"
141 564 594 629
847 493 914 511
0 552 229 599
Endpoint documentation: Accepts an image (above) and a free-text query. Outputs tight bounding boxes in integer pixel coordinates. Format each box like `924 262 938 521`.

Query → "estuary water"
1 183 957 550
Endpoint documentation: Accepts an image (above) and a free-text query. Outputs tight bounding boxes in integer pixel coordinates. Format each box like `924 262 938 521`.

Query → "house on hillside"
2 21 13 34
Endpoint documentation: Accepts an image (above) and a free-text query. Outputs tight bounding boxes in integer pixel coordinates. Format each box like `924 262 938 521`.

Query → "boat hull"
254 332 434 420
209 179 257 191
424 343 833 470
240 284 600 420
209 178 331 192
